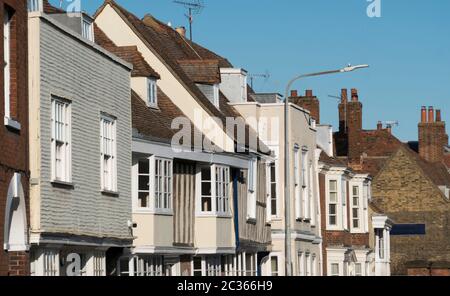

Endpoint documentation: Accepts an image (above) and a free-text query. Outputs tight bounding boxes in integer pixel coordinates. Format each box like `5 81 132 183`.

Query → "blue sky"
52 0 450 141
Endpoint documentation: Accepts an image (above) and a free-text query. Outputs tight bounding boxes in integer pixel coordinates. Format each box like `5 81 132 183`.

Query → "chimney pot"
305 90 313 97
428 106 435 123
175 26 186 38
291 90 298 97
421 106 427 123
436 109 442 122
341 89 348 103
351 88 358 102
377 121 383 130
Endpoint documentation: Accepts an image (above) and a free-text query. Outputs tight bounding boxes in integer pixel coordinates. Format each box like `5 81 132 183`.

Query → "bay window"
136 156 173 212
51 97 71 182
100 115 116 192
328 180 338 226
198 164 230 215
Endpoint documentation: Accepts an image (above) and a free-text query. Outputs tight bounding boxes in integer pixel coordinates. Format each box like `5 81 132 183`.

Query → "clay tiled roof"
444 154 450 169
94 25 160 78
96 0 269 154
178 59 221 84
358 130 404 157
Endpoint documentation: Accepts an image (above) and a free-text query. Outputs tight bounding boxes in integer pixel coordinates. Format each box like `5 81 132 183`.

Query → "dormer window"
28 0 42 12
81 16 94 42
147 78 158 107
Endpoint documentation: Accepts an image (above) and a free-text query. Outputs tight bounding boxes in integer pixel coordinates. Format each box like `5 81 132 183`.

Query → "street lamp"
283 64 369 276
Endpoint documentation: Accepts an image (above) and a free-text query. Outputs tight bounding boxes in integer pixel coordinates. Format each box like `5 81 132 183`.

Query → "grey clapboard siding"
237 161 272 250
37 18 132 241
173 161 196 246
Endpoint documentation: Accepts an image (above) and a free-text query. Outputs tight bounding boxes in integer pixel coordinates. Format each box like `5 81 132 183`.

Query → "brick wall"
0 0 29 276
372 147 450 275
289 90 320 124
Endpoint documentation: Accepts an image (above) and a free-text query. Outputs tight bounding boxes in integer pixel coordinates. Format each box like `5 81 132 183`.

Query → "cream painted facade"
232 102 322 276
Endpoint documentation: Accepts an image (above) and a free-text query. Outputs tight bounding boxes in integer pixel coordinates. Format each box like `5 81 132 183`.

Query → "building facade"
27 3 133 276
1 0 29 276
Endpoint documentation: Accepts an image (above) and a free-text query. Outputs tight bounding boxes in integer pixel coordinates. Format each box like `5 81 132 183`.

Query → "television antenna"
249 71 270 90
383 120 399 129
173 0 205 41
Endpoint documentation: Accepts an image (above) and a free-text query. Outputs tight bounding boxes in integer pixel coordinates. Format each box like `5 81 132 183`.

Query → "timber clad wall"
173 161 196 247
29 15 132 240
0 0 28 276
237 162 271 249
373 147 450 275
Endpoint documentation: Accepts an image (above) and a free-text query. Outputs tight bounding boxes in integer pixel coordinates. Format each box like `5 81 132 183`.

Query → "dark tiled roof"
178 59 221 84
94 25 160 78
97 0 269 154
319 151 346 167
444 154 450 169
358 130 404 157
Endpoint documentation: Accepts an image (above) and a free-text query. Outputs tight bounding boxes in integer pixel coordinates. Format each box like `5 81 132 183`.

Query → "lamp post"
283 64 369 276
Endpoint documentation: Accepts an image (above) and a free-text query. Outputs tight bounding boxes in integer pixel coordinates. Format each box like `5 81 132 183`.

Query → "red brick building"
334 89 450 276
0 0 29 276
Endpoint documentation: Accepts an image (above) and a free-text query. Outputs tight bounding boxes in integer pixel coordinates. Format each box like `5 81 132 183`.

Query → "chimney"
175 26 186 38
377 121 383 130
419 106 447 163
351 88 359 102
428 106 434 123
338 89 348 133
347 88 363 161
289 89 320 124
341 89 348 103
421 106 427 123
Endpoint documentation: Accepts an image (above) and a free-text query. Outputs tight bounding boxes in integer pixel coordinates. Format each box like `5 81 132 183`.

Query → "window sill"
134 209 174 216
4 116 21 131
101 190 120 197
196 213 232 219
51 180 75 189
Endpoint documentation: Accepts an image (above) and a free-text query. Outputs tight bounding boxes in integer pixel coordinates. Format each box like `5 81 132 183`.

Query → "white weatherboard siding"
29 14 132 242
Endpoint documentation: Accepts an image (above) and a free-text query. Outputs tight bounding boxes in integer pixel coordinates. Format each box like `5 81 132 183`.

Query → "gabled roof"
94 25 160 78
319 151 346 167
95 0 269 155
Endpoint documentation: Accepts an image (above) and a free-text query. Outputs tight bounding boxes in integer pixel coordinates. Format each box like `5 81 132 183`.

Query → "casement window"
81 17 94 42
269 162 278 217
147 78 158 107
328 180 338 226
305 253 311 276
377 229 385 259
133 256 164 276
302 149 311 220
28 0 42 12
352 186 361 229
92 253 106 276
43 250 60 276
298 252 305 276
342 178 348 229
309 163 315 225
100 115 117 192
312 255 317 276
294 145 301 219
355 263 362 276
136 157 173 212
51 97 71 182
270 256 279 276
247 158 257 220
330 263 339 276
198 165 230 215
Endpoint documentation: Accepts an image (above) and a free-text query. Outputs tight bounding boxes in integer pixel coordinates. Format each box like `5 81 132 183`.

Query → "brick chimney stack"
419 106 447 163
377 121 383 130
338 89 348 132
289 89 320 124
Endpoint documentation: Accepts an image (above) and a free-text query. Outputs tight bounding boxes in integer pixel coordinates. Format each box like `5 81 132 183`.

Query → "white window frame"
100 114 117 192
351 183 362 232
305 253 311 276
213 83 220 107
355 263 362 276
270 255 279 276
247 158 257 220
196 164 231 217
301 148 311 220
342 177 348 230
81 16 94 42
267 161 278 218
135 156 173 214
132 256 164 276
51 97 72 183
28 0 43 12
3 8 11 120
327 179 339 228
192 256 221 276
294 145 302 220
298 252 305 276
147 78 158 107
330 262 340 276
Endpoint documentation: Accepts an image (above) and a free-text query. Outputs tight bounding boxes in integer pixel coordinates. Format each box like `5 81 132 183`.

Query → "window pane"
330 192 337 203
271 257 278 275
138 192 149 208
139 160 149 174
139 176 149 191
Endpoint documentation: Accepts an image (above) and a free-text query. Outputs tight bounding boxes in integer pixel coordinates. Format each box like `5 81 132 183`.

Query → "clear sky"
51 0 450 141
